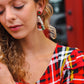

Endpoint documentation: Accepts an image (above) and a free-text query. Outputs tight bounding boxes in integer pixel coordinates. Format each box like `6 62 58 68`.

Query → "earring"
37 11 45 31
49 25 57 39
37 11 42 16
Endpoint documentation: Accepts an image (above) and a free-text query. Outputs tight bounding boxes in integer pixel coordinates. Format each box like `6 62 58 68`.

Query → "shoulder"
54 44 76 55
53 44 84 69
54 44 84 83
64 47 84 70
53 44 77 62
54 44 84 58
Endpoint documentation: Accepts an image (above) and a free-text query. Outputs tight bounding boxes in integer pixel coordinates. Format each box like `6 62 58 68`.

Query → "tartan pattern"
16 44 84 84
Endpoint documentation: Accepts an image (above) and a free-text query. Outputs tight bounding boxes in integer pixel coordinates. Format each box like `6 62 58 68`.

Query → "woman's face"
0 0 43 39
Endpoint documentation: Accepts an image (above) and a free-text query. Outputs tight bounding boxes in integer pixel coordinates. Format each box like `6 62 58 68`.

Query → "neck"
18 29 53 56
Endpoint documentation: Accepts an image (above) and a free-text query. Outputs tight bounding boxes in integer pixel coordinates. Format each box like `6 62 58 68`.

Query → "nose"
5 7 16 22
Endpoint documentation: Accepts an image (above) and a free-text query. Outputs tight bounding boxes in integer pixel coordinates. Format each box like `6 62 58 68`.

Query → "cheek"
19 8 37 28
0 16 9 32
18 3 37 23
26 13 37 29
0 16 6 27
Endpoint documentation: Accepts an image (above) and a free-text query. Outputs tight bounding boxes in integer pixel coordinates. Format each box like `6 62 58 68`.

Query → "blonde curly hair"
0 0 53 82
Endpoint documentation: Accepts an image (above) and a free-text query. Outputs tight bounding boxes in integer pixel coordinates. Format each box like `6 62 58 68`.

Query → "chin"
9 32 27 39
11 35 25 40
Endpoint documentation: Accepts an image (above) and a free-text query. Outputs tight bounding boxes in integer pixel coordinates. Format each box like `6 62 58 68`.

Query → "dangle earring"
37 11 45 31
49 25 57 39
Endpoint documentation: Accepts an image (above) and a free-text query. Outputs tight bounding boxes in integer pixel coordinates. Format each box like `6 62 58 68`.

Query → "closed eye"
0 10 4 15
14 5 24 9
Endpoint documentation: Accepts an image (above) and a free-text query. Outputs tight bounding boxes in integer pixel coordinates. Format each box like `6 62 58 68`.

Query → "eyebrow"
0 0 12 5
13 0 27 3
13 0 27 1
0 0 26 6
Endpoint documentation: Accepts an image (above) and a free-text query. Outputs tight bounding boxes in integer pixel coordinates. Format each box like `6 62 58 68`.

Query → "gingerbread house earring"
37 11 45 31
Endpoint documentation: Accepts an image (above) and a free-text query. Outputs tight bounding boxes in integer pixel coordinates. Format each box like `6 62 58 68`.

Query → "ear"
36 0 46 13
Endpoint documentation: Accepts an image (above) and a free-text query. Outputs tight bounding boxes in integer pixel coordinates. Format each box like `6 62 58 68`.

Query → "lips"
8 25 22 31
9 25 22 28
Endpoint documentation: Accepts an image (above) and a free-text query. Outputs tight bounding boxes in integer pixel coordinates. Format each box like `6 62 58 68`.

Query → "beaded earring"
37 11 45 31
49 25 57 39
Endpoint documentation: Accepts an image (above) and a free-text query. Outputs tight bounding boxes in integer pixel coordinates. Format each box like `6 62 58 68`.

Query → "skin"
0 63 16 84
0 0 42 39
0 0 56 84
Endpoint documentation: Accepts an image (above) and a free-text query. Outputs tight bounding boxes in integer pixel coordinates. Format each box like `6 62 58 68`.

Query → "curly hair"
0 24 25 82
0 0 53 82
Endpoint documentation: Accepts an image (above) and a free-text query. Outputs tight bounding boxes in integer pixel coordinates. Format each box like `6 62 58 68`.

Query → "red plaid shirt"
16 44 84 84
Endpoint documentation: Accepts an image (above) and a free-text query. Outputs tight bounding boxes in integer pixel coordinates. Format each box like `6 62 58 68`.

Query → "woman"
0 0 84 84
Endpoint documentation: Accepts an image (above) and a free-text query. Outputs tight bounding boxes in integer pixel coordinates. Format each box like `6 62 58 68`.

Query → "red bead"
37 11 41 16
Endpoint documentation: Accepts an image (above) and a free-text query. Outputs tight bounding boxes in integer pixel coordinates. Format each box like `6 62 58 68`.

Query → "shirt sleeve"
62 49 84 84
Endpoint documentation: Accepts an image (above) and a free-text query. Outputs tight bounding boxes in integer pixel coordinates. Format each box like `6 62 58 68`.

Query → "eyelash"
0 5 24 15
0 10 4 15
14 5 24 9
